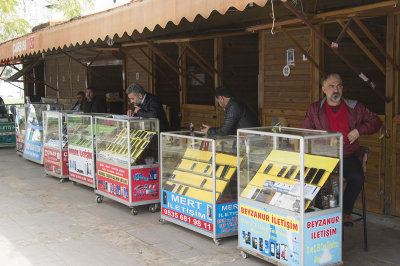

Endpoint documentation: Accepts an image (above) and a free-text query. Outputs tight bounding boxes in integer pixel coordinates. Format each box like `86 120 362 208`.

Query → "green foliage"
0 0 30 42
47 0 94 19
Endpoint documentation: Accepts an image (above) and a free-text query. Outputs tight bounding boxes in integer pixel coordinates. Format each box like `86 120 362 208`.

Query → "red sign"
131 167 159 201
16 134 25 153
97 161 129 202
44 148 63 176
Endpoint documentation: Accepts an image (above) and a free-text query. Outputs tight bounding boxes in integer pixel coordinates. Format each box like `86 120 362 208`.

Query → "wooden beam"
178 44 187 106
333 18 353 47
120 48 153 77
337 19 385 75
280 27 325 77
311 25 323 102
281 0 391 102
8 64 58 92
184 42 220 75
184 48 214 79
258 31 265 122
353 16 400 73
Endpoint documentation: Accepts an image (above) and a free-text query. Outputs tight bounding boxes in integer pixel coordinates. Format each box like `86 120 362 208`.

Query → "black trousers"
343 155 365 214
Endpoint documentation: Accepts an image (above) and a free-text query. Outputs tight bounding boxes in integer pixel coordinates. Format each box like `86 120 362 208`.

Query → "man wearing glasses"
302 73 381 226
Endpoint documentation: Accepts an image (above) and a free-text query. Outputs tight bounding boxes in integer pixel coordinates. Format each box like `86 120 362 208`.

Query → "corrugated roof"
0 0 268 62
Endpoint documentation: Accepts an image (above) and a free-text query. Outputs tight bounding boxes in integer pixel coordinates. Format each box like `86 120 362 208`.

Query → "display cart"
67 113 110 188
43 110 80 181
94 116 160 215
237 126 343 265
23 103 63 164
0 104 19 148
159 131 239 245
15 105 27 155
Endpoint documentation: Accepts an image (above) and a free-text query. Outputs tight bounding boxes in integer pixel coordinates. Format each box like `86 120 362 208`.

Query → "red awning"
0 0 268 62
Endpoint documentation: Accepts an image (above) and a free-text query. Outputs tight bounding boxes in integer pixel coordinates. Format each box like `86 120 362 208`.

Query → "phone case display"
95 117 160 215
160 131 240 245
15 105 27 154
67 113 110 187
43 110 80 180
23 104 63 164
0 104 20 147
237 127 343 266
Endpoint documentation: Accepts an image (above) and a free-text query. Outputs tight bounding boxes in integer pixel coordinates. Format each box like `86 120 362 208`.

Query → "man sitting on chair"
302 73 382 226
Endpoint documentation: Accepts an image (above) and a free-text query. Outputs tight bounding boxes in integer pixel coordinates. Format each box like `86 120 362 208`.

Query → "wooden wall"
392 116 400 216
262 28 313 127
125 47 152 93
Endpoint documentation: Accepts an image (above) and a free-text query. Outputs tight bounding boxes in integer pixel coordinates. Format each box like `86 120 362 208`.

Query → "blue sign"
238 202 301 265
304 213 342 265
216 202 238 234
23 139 43 162
161 190 213 232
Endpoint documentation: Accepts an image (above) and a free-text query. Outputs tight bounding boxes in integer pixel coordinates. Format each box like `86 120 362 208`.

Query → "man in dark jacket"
302 73 382 226
70 91 85 111
201 86 260 135
81 87 107 113
126 83 169 132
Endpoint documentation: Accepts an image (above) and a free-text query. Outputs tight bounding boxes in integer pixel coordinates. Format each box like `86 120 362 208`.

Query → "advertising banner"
216 202 238 234
238 202 301 265
44 148 69 176
162 190 213 232
16 134 25 153
0 122 16 146
68 145 94 185
304 213 341 265
23 139 43 162
97 161 129 202
131 167 159 202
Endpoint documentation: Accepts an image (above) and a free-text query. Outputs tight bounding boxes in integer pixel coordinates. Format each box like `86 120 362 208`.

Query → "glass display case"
94 116 160 214
15 105 27 154
67 113 110 188
160 131 239 245
43 110 80 180
0 104 21 148
23 104 63 164
237 127 343 266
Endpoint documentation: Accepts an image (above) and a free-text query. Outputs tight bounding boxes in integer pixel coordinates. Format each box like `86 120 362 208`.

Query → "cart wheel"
59 178 65 183
159 218 165 224
240 251 248 259
72 181 76 185
96 195 103 204
131 207 138 215
149 204 157 213
214 239 221 246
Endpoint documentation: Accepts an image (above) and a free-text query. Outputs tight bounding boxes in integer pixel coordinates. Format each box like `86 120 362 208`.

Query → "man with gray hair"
126 83 169 131
302 73 381 227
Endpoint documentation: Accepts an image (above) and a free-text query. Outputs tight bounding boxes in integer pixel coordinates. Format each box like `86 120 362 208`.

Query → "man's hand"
347 129 360 144
127 110 134 116
133 105 141 114
200 124 210 134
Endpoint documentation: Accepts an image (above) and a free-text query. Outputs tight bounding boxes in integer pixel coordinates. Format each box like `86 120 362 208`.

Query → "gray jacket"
208 98 259 135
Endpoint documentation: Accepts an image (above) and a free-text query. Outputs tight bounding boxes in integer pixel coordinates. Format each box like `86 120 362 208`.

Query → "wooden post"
385 14 395 214
258 31 265 123
178 43 187 106
311 25 323 102
214 37 223 127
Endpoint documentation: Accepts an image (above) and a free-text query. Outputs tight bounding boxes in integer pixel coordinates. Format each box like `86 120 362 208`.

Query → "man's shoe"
343 213 354 227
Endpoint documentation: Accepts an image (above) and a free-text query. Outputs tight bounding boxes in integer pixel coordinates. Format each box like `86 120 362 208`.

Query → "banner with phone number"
238 202 300 265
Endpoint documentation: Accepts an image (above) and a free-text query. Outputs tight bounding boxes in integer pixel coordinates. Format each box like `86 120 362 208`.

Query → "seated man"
201 86 260 135
302 73 382 226
125 83 169 132
81 87 107 113
70 91 85 111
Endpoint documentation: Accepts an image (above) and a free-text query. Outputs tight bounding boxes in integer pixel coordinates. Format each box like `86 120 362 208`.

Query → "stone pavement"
0 148 399 265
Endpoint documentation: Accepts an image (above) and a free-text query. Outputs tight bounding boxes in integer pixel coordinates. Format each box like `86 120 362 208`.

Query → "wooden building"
0 0 399 216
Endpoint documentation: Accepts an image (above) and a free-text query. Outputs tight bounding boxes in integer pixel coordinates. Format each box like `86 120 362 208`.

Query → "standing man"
70 91 86 111
81 87 107 113
201 86 260 135
126 83 169 132
302 73 382 226
0 96 6 116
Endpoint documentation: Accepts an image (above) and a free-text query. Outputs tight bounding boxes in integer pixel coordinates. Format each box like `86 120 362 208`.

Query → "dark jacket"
0 97 6 116
81 96 107 113
302 97 382 157
208 98 260 135
133 93 169 132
